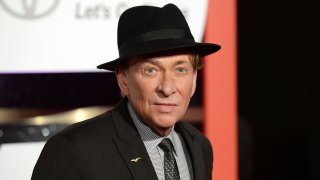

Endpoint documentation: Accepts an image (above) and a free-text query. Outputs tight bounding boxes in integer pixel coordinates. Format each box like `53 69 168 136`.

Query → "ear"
115 67 129 97
191 70 198 96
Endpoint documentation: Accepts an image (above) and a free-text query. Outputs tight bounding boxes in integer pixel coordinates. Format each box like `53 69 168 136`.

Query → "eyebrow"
146 59 190 66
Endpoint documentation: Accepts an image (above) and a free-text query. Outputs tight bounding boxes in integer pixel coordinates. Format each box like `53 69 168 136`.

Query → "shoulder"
50 111 116 148
60 111 114 137
32 112 117 180
37 110 117 157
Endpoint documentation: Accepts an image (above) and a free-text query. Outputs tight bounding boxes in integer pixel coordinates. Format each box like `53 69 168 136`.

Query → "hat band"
119 29 187 56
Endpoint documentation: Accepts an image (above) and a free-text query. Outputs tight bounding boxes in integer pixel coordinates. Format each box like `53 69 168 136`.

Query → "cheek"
127 78 153 101
179 80 195 98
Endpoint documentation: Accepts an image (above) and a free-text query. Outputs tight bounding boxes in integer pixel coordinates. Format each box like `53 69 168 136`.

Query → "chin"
157 117 178 128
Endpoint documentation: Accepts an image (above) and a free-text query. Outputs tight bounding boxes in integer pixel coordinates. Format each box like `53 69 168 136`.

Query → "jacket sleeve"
31 134 88 180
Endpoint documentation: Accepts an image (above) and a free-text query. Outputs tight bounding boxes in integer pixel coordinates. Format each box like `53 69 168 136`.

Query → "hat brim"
97 41 221 71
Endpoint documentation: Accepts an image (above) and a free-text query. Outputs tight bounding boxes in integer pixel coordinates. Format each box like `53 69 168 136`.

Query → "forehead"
129 53 193 66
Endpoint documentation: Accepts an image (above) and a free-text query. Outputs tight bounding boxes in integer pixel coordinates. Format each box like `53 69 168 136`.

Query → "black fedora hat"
97 3 221 71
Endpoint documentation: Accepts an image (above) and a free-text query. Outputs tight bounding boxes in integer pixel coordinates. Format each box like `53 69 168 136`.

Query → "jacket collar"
111 98 158 180
175 122 208 180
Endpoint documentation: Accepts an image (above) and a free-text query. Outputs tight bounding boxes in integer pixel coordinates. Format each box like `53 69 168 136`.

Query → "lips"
154 103 177 113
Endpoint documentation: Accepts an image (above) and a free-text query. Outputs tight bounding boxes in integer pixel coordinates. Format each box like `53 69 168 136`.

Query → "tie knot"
159 138 174 153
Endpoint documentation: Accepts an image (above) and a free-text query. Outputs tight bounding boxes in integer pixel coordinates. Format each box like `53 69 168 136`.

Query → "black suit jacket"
32 99 213 180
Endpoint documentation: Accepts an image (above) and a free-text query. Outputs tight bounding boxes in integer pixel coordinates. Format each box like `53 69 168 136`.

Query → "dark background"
238 0 318 179
0 0 318 179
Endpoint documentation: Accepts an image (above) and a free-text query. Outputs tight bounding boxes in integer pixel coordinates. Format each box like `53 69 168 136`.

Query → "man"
32 3 220 180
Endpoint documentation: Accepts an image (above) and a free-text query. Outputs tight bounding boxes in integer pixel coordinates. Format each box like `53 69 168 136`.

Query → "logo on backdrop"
0 0 60 19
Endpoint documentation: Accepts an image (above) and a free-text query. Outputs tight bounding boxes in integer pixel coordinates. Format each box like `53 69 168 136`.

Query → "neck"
151 126 173 137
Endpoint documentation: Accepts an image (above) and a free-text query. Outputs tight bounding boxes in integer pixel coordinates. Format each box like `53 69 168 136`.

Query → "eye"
143 67 158 75
176 67 188 74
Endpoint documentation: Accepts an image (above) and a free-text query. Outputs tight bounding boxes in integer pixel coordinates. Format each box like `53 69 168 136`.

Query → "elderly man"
32 3 220 180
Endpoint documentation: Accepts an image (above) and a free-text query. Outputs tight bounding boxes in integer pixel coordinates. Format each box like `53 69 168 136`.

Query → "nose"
156 72 177 97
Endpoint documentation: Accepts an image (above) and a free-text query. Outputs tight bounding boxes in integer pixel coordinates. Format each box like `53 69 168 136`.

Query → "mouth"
154 103 177 113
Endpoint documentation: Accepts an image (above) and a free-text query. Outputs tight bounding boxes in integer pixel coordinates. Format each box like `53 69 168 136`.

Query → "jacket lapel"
111 99 158 180
176 122 207 180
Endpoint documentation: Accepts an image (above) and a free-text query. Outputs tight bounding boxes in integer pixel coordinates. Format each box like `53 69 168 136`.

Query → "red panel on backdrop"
203 0 238 180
